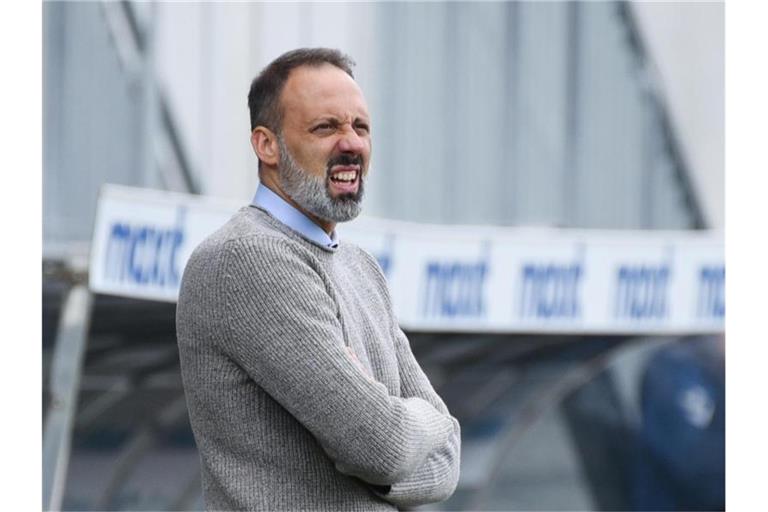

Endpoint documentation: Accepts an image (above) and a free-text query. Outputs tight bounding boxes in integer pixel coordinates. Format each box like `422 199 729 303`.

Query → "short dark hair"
247 48 356 133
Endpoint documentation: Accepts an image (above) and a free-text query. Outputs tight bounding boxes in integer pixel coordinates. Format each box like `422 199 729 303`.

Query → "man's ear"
251 127 279 167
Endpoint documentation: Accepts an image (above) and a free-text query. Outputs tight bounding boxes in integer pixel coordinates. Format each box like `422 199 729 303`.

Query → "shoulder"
337 241 394 304
182 208 322 291
338 242 387 279
188 207 311 264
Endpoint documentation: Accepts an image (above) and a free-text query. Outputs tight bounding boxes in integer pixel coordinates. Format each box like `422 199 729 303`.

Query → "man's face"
276 64 372 223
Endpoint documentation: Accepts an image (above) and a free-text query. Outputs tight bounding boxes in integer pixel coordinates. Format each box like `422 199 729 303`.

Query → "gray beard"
276 135 364 223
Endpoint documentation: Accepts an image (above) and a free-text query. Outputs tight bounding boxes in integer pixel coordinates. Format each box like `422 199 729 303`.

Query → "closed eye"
312 123 333 133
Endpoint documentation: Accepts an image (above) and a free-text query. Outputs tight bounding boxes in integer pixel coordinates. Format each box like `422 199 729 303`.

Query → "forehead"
280 64 369 124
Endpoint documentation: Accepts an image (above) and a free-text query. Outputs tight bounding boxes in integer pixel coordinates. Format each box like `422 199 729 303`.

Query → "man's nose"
337 126 366 154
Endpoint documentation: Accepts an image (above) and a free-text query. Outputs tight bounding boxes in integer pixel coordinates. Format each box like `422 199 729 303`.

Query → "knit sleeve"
370 326 462 507
354 245 462 506
218 236 454 486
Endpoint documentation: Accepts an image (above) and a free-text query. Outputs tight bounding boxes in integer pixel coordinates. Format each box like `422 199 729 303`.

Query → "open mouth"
328 166 360 194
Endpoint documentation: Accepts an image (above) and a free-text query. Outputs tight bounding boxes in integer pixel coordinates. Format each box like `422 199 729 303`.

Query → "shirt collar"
251 184 339 249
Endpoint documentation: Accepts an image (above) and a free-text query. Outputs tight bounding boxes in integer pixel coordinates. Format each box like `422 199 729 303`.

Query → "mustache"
326 153 363 173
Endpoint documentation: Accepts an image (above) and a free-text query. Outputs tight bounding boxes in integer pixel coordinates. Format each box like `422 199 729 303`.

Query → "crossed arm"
219 237 459 497
370 326 462 508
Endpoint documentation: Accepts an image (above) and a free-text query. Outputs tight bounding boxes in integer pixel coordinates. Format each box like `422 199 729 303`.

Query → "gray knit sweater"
176 205 461 511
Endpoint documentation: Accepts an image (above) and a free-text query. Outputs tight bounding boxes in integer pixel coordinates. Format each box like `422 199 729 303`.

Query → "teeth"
332 171 357 182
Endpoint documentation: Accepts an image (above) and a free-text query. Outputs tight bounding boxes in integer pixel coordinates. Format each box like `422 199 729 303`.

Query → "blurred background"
42 1 724 511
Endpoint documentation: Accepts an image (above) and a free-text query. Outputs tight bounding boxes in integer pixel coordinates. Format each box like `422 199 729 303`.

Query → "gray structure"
43 1 198 261
43 1 708 262
367 1 700 229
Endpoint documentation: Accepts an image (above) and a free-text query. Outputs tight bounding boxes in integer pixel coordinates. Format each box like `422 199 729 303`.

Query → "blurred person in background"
175 48 460 511
632 334 725 511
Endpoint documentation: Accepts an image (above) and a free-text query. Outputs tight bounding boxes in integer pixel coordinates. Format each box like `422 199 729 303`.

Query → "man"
176 48 461 511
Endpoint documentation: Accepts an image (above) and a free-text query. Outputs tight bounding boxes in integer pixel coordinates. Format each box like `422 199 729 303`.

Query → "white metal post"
42 284 93 511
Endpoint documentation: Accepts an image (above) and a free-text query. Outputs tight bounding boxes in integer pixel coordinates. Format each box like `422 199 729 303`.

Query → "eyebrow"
310 115 370 126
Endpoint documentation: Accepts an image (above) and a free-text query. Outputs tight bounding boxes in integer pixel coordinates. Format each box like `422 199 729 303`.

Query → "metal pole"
563 1 581 227
142 2 158 188
502 0 521 224
42 284 93 511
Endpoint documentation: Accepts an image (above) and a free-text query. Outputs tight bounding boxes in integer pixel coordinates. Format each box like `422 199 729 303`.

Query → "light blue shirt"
251 184 339 249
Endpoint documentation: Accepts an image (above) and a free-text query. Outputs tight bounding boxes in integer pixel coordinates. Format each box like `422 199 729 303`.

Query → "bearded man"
176 48 461 511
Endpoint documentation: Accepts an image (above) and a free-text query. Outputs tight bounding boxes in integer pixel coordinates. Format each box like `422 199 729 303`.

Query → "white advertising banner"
89 185 241 303
90 185 724 334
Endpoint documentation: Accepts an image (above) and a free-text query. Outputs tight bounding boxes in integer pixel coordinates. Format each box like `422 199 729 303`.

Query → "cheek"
294 146 332 175
362 142 372 171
